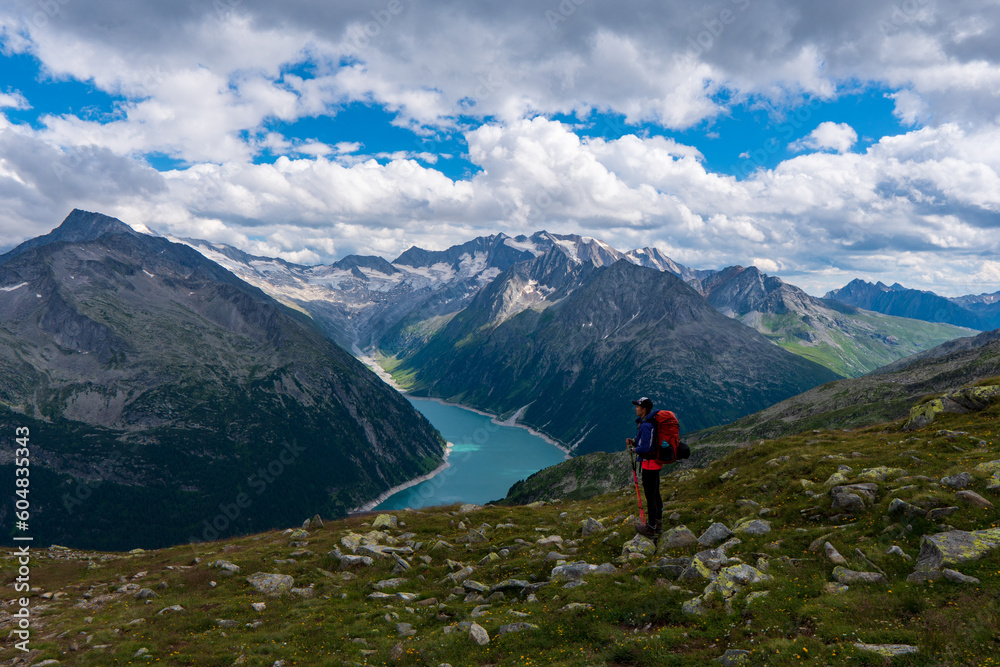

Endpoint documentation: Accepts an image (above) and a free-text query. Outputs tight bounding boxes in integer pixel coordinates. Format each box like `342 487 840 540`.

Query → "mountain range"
825 278 1000 330
0 210 444 550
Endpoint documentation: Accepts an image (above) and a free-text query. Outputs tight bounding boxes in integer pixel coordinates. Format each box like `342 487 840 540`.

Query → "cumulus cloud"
790 122 859 153
1 0 1000 295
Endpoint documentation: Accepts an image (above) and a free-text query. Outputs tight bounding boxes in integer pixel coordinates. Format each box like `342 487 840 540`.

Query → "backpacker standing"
626 396 662 537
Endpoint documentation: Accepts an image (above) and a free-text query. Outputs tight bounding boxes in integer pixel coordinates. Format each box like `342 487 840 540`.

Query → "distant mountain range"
173 227 978 453
0 210 444 550
395 249 841 454
825 279 1000 330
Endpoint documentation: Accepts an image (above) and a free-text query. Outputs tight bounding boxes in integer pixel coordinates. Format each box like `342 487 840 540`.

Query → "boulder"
716 649 751 665
943 569 981 584
888 498 923 518
469 622 490 646
733 519 771 535
824 542 848 566
830 483 878 513
580 517 604 537
974 460 1000 475
372 514 398 530
956 490 994 509
697 523 733 546
663 525 698 548
854 643 919 657
857 467 907 483
705 564 771 599
246 573 294 596
832 566 886 584
941 473 973 489
904 385 1000 430
621 535 656 560
915 528 1000 570
497 623 539 635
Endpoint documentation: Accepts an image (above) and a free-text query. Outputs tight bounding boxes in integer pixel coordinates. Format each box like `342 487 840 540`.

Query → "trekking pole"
628 443 645 525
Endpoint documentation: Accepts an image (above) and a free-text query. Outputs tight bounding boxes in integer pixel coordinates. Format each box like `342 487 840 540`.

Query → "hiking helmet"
631 397 653 411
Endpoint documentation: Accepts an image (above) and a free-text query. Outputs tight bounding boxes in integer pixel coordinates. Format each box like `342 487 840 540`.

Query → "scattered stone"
340 555 374 570
559 602 593 612
663 525 698 548
733 519 771 535
704 564 771 600
765 456 790 467
697 523 733 546
469 623 490 645
823 471 852 487
824 582 849 594
497 622 540 635
246 573 294 596
621 534 657 560
396 622 416 637
888 498 923 518
857 467 907 482
133 588 158 600
372 514 398 530
736 499 760 511
885 545 912 561
832 566 886 584
462 580 488 593
824 542 848 565
251 602 266 612
926 506 959 521
854 643 919 657
943 568 981 584
956 490 994 509
536 535 563 547
157 605 185 614
942 472 973 489
716 649 751 665
209 560 241 573
134 648 149 658
719 468 738 481
580 517 604 536
830 483 878 513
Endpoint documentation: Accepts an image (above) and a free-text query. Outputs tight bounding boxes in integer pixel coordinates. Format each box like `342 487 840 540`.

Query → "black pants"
641 466 662 525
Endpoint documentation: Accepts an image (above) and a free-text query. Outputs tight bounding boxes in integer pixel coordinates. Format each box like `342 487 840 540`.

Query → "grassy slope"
6 398 1000 666
752 311 975 378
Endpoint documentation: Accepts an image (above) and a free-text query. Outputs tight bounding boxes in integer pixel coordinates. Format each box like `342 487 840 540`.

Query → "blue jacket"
633 412 656 460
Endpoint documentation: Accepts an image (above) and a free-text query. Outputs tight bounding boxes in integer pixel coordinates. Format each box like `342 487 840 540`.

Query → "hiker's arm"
633 422 654 456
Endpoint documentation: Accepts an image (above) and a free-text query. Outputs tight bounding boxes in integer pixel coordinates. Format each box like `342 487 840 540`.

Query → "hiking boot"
635 522 656 538
653 520 663 535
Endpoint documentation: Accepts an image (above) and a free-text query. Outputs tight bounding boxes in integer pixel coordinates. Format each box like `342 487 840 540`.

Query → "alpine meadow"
2 1 1000 666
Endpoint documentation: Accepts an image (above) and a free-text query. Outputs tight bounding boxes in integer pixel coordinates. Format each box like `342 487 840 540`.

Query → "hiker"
626 396 662 537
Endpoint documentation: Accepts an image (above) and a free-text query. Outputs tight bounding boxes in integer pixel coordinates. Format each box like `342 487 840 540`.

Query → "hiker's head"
631 396 653 417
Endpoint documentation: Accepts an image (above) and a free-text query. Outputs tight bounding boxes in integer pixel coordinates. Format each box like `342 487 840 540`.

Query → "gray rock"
372 514 398 530
246 572 294 596
832 566 886 584
885 545 912 561
716 649 751 665
396 622 416 637
831 483 878 505
374 578 408 590
340 555 374 569
942 472 973 489
209 560 241 573
663 525 698 548
497 622 539 635
490 579 531 592
621 534 656 560
157 605 185 614
853 643 919 657
824 542 848 566
134 588 158 599
462 580 489 593
943 568 981 584
926 506 959 521
956 490 994 509
888 498 922 518
469 623 490 645
697 523 733 546
916 528 1000 570
581 517 604 537
733 519 771 535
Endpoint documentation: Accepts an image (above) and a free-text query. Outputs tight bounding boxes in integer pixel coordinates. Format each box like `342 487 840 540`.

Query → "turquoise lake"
374 398 568 510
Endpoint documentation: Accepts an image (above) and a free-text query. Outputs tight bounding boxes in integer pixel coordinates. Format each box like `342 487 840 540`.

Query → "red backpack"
652 410 690 464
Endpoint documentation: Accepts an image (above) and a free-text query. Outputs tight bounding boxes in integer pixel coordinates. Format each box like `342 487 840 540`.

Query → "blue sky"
1 0 999 295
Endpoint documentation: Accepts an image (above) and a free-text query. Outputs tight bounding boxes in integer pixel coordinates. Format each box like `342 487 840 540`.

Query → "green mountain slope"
0 211 444 550
699 266 975 378
693 328 1000 445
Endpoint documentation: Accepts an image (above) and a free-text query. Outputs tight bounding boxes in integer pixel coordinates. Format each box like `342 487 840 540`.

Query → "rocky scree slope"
0 210 444 550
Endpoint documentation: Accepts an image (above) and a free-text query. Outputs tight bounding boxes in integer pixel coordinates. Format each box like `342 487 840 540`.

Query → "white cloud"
790 122 858 153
